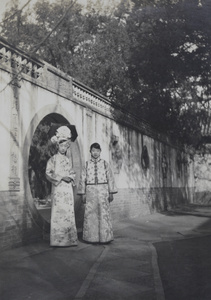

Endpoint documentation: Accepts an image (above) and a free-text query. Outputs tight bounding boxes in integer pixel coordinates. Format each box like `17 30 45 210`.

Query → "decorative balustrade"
0 40 43 79
72 79 112 114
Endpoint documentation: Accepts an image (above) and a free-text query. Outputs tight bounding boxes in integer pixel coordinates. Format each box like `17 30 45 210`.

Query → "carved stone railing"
72 79 112 114
0 38 44 79
0 37 72 97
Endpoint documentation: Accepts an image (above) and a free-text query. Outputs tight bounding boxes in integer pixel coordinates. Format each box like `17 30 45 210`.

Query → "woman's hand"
81 195 86 204
108 194 113 203
62 176 72 183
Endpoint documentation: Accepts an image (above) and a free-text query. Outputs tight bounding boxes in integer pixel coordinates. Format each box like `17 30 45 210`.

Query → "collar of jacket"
90 157 101 163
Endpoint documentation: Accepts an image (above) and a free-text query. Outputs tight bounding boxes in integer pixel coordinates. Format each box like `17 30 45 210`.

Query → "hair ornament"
50 126 72 144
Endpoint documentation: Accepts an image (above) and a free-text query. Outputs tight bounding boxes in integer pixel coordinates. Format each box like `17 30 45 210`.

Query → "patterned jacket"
77 158 117 194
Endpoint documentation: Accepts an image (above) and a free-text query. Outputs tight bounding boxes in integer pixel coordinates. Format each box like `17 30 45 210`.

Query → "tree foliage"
28 122 52 199
1 0 211 149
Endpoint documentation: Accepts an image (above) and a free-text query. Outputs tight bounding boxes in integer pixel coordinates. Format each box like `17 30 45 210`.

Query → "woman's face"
90 147 101 159
58 141 69 154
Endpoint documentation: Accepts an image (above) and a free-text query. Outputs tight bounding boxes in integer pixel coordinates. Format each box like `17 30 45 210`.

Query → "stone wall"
0 191 43 249
194 153 211 204
111 187 193 222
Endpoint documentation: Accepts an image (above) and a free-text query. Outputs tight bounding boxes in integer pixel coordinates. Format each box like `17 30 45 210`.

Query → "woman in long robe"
46 127 77 247
77 143 117 243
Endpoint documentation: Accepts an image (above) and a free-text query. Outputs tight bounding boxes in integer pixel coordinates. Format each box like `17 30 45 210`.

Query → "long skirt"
50 181 77 246
83 184 113 243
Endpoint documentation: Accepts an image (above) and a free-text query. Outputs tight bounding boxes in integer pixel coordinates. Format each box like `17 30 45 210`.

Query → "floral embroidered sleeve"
69 168 76 186
105 161 118 194
77 165 86 195
46 156 62 186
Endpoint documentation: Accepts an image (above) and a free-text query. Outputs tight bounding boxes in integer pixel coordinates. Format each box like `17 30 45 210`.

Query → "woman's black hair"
90 143 101 151
58 139 68 144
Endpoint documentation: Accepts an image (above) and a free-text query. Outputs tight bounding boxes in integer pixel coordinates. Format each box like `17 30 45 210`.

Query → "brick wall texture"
0 192 43 251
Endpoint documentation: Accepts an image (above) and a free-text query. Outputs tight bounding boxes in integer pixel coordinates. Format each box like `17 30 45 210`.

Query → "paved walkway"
1 204 211 300
154 235 211 300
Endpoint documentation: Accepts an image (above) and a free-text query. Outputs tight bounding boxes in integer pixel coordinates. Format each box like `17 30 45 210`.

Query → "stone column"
8 73 21 191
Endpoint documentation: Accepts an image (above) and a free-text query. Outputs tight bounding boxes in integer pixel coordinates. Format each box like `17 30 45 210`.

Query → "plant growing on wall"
28 122 53 200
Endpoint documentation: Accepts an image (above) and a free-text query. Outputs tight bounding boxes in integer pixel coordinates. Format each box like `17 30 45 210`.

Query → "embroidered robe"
78 158 117 243
46 152 77 246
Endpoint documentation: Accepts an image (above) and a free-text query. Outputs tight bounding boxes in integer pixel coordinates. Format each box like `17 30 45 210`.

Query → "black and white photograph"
0 0 211 299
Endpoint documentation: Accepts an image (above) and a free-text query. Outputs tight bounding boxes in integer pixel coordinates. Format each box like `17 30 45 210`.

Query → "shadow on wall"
111 109 192 213
194 191 211 205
